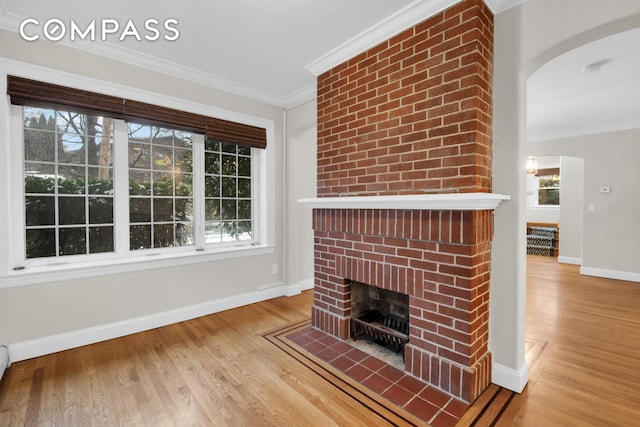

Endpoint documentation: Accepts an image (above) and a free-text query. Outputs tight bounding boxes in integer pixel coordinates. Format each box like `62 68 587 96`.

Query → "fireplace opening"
349 282 409 355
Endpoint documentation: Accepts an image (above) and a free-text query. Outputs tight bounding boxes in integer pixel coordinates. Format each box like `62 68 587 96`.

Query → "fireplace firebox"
350 282 409 354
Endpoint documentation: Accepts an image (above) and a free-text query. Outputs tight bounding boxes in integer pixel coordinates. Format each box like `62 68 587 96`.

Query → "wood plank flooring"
492 256 640 427
1 255 639 426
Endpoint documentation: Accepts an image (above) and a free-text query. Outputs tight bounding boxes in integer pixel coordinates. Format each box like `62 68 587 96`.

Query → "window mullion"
113 119 130 255
9 106 27 268
193 134 205 250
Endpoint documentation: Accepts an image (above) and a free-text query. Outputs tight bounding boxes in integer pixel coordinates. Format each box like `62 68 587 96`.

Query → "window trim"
0 60 275 289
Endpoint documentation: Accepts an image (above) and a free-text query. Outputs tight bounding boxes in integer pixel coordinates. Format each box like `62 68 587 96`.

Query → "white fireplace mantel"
298 193 511 211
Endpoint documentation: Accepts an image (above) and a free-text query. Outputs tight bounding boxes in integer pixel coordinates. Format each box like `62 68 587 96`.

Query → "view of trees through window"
23 107 253 260
538 175 560 205
204 139 252 243
128 124 194 250
24 107 115 258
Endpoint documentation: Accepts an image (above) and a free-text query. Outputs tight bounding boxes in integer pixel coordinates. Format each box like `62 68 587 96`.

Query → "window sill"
0 244 275 289
529 205 560 210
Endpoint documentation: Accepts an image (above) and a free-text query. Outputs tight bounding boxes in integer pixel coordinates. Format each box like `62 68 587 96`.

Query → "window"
20 107 259 262
23 107 115 258
537 174 560 206
7 74 269 272
204 140 253 243
128 124 194 250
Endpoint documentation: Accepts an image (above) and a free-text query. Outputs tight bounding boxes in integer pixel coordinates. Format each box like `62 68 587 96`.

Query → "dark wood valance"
207 117 267 149
535 168 560 177
7 75 126 119
7 75 267 149
123 99 207 134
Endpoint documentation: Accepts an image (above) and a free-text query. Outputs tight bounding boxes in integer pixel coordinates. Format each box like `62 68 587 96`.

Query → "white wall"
530 130 640 278
285 99 316 293
491 0 640 392
558 156 584 263
0 28 290 359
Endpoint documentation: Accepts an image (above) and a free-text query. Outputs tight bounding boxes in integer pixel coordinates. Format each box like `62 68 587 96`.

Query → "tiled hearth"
287 325 468 426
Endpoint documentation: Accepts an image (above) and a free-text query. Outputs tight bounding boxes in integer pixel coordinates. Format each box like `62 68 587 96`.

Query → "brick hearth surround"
311 0 495 403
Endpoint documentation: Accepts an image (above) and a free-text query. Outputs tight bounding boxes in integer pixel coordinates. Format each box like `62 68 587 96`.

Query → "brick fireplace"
302 0 502 404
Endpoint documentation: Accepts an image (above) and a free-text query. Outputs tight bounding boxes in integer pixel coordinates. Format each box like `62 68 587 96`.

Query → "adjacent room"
1 1 639 425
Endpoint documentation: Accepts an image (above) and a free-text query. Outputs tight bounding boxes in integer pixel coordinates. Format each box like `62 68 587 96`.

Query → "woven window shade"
7 75 125 119
7 75 267 149
207 117 266 149
535 168 560 177
124 100 206 134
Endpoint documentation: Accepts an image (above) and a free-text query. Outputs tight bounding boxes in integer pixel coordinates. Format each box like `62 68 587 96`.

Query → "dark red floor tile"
330 355 356 371
360 355 386 372
397 374 428 394
381 384 414 407
316 347 340 362
443 398 469 418
288 333 315 347
303 340 327 354
330 341 355 354
362 373 394 394
417 386 451 408
306 329 327 339
318 334 340 347
429 410 458 427
378 364 405 383
344 347 369 363
404 396 439 423
345 364 374 382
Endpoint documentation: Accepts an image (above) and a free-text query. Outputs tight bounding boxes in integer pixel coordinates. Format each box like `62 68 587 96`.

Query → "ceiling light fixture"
582 58 611 73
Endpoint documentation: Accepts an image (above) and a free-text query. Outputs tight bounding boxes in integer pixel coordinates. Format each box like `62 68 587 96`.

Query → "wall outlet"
271 264 278 275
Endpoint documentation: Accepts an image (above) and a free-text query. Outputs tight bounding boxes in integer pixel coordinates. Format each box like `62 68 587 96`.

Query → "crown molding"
305 0 462 76
0 0 526 108
283 83 317 110
483 0 527 14
528 120 640 142
305 0 528 77
0 2 292 108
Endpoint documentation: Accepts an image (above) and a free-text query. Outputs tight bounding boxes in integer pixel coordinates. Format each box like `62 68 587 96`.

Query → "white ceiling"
0 0 522 106
3 0 636 141
527 27 640 142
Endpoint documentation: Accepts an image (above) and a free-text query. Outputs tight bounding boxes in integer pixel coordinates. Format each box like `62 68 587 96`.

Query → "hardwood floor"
491 256 640 426
1 256 639 426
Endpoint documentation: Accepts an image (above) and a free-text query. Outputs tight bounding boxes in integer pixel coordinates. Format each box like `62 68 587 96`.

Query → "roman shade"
123 99 207 134
7 75 126 119
535 168 560 177
7 75 267 149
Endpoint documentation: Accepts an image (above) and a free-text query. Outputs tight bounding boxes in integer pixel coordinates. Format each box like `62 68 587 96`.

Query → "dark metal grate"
351 310 409 353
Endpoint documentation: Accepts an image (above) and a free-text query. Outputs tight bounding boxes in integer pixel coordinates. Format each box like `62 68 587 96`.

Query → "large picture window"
8 75 268 270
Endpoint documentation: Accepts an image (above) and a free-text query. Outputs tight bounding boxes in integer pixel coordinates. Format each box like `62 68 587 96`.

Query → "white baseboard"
283 278 314 296
492 361 529 393
9 282 300 363
557 256 582 265
580 266 640 283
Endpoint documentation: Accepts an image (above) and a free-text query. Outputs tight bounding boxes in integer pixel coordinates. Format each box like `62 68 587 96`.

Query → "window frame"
0 63 275 289
536 174 560 206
